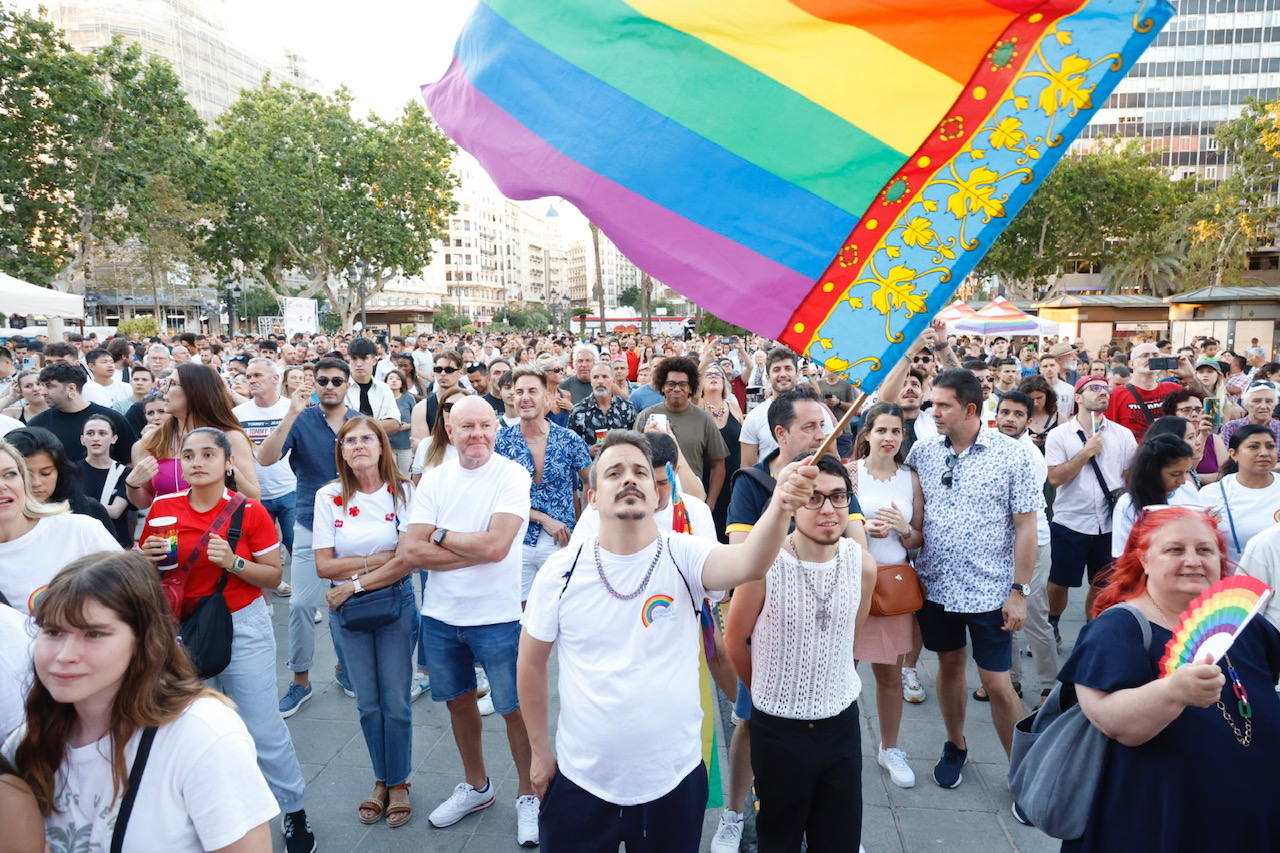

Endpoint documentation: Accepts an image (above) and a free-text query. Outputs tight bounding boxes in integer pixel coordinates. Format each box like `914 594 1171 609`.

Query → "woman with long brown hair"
410 385 466 484
126 362 261 508
314 417 416 827
4 551 276 851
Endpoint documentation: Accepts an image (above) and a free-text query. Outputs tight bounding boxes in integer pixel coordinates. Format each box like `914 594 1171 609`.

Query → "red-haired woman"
1054 507 1280 850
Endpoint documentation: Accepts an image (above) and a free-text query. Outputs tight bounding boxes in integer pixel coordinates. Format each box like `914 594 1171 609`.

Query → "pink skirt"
854 612 915 665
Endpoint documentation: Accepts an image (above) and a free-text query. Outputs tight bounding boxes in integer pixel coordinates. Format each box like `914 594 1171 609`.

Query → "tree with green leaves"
203 82 458 331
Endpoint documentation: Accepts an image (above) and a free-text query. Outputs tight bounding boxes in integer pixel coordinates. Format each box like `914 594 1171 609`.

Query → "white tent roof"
0 273 83 320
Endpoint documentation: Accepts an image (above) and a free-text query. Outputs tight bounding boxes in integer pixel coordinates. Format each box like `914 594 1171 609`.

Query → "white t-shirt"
523 533 718 805
0 603 33 742
0 513 122 613
569 493 717 545
313 481 413 563
1199 473 1280 560
0 412 22 437
411 456 530 625
234 398 297 499
1019 432 1051 547
1053 379 1076 420
81 379 131 409
739 397 836 459
1240 524 1280 630
3 696 278 853
1111 482 1203 557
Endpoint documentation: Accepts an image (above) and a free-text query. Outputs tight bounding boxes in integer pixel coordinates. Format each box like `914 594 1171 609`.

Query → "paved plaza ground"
268 585 1084 853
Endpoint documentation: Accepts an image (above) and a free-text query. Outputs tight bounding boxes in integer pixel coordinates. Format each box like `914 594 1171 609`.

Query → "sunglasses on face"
315 376 346 387
434 365 460 374
912 354 933 363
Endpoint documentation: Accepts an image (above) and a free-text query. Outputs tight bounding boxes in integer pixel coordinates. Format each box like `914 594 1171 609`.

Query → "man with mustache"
519 430 819 852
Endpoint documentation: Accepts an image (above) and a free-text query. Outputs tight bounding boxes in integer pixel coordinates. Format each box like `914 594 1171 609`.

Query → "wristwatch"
228 556 248 575
1011 583 1031 596
431 528 449 546
352 576 365 594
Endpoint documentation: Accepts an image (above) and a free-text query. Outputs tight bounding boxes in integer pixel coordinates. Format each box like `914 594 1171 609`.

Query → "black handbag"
178 499 246 679
335 578 405 632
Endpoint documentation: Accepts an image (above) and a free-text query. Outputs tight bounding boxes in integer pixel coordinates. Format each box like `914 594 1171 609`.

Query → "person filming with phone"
1107 343 1211 442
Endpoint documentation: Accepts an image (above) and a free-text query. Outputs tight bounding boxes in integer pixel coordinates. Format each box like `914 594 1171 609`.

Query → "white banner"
283 297 318 335
258 316 284 337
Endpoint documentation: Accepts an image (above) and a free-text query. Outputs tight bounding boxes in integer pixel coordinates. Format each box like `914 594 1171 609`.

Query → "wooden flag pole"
810 390 870 462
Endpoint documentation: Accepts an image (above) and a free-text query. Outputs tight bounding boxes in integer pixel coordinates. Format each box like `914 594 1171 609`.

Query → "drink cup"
594 428 608 444
148 516 180 571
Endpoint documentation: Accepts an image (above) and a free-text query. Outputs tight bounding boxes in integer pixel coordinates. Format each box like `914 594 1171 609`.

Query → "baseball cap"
1074 376 1109 393
1194 357 1225 374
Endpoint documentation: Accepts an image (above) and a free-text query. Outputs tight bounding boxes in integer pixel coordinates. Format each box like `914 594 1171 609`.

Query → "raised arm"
257 386 308 466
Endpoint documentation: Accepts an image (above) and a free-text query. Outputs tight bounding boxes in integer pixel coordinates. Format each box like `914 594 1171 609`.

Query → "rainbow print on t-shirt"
641 593 674 627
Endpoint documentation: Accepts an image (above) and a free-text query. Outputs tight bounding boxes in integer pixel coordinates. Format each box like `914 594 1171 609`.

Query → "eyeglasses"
342 434 378 447
664 381 691 390
1079 384 1109 394
547 367 564 373
1174 405 1202 416
434 365 460 374
314 376 345 387
941 453 960 488
804 490 851 510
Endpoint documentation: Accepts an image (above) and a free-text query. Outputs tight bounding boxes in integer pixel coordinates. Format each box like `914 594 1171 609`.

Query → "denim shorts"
419 615 521 714
916 599 1012 673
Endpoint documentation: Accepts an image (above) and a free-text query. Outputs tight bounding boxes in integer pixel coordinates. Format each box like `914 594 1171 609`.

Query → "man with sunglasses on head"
905 369 1042 790
259 357 360 718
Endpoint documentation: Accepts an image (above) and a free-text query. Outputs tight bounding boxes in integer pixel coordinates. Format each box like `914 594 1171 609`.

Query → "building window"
1204 165 1217 179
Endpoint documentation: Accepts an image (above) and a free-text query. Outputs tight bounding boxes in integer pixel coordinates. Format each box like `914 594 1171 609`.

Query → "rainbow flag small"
424 0 1172 395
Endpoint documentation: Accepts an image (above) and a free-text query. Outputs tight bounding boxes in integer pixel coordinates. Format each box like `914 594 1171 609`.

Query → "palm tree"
589 221 606 334
1102 234 1185 296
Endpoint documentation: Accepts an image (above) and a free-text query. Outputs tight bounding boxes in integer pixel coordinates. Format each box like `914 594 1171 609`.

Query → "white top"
523 533 718 805
411 455 530 626
1110 482 1203 557
739 396 836 459
0 412 24 437
750 539 863 720
81 379 131 408
1053 379 1076 420
312 481 414 569
1198 473 1280 560
233 397 297 499
0 603 32 742
410 435 459 475
569 493 717 545
913 408 938 441
412 349 434 380
3 696 278 853
0 512 121 613
1044 417 1137 535
850 461 913 565
1017 432 1051 547
344 378 400 421
1239 523 1280 631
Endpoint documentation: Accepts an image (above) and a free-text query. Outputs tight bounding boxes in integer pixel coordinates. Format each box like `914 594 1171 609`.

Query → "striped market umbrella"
953 297 1040 335
936 300 978 326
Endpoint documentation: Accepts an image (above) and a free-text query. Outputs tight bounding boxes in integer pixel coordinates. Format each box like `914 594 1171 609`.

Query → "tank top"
852 460 914 566
151 457 188 496
750 538 862 720
1196 435 1220 476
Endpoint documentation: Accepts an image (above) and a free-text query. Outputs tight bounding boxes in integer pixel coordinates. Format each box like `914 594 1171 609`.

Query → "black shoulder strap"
558 542 586 597
731 465 776 493
215 500 249 594
1076 429 1117 512
1126 384 1156 424
110 726 158 853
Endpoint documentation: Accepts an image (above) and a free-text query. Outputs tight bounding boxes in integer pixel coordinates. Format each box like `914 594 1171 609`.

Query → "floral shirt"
568 394 636 445
496 422 592 546
906 428 1044 613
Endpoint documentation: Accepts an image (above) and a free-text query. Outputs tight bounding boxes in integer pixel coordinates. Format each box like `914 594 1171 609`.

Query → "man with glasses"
1044 377 1136 643
1107 342 1208 441
906 369 1042 789
258 357 360 717
634 356 730 511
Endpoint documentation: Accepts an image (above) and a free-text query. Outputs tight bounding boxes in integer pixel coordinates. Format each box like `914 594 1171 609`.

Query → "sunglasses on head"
315 376 345 387
434 365 460 374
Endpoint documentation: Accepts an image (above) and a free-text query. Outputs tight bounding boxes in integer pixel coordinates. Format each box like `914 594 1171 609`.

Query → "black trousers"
751 700 862 853
539 762 708 853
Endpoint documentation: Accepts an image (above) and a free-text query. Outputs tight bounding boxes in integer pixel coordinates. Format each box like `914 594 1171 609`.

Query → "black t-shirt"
482 393 504 416
125 399 147 436
27 404 137 464
77 459 134 546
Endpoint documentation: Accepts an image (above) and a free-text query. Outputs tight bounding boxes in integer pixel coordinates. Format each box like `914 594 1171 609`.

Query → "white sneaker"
477 692 496 716
709 809 743 853
515 794 539 847
410 671 431 702
275 581 292 597
312 608 323 625
427 780 496 828
878 744 916 788
475 668 491 697
901 667 926 704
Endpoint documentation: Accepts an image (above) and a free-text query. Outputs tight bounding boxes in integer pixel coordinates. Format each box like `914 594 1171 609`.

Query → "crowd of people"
0 321 1276 851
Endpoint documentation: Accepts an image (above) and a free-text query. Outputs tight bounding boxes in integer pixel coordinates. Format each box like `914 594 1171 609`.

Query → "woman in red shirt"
137 427 317 852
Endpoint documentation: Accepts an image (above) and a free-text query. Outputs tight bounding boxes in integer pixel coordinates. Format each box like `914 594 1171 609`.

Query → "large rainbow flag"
424 0 1172 394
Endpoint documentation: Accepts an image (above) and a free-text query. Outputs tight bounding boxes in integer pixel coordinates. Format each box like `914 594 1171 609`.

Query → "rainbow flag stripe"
424 0 1171 393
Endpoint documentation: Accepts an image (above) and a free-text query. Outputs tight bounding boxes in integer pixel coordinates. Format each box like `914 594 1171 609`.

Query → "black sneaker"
933 740 967 789
283 809 317 853
1051 620 1062 646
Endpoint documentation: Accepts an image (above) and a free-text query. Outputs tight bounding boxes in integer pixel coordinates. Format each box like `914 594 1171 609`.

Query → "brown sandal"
358 782 388 824
386 782 412 829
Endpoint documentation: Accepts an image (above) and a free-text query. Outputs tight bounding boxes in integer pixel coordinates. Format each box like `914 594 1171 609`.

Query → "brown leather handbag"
870 562 925 617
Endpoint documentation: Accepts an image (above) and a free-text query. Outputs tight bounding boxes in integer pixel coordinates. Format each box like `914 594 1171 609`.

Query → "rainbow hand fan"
1158 576 1274 678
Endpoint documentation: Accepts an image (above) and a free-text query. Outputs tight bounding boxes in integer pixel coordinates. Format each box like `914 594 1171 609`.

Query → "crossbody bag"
109 726 158 853
1219 479 1242 554
176 494 247 680
335 511 408 633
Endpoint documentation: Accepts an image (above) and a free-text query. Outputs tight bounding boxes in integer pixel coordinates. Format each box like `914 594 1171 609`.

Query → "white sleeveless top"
750 538 862 720
852 460 914 566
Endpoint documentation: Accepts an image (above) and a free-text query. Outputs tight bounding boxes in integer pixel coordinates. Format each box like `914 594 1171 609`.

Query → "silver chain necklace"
787 534 842 631
594 535 665 600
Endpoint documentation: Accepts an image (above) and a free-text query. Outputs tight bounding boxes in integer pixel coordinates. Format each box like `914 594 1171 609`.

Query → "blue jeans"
414 570 429 671
335 577 416 786
208 598 307 812
260 493 297 555
419 616 521 714
288 522 349 677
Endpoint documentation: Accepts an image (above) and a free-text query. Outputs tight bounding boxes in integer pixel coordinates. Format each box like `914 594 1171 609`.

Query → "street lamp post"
345 260 373 332
221 276 243 337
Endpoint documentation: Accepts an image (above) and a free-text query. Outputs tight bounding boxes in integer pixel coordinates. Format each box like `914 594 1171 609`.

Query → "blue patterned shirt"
906 427 1044 613
496 422 592 546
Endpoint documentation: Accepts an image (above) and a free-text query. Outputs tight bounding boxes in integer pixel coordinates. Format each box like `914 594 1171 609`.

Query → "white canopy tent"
0 272 84 340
